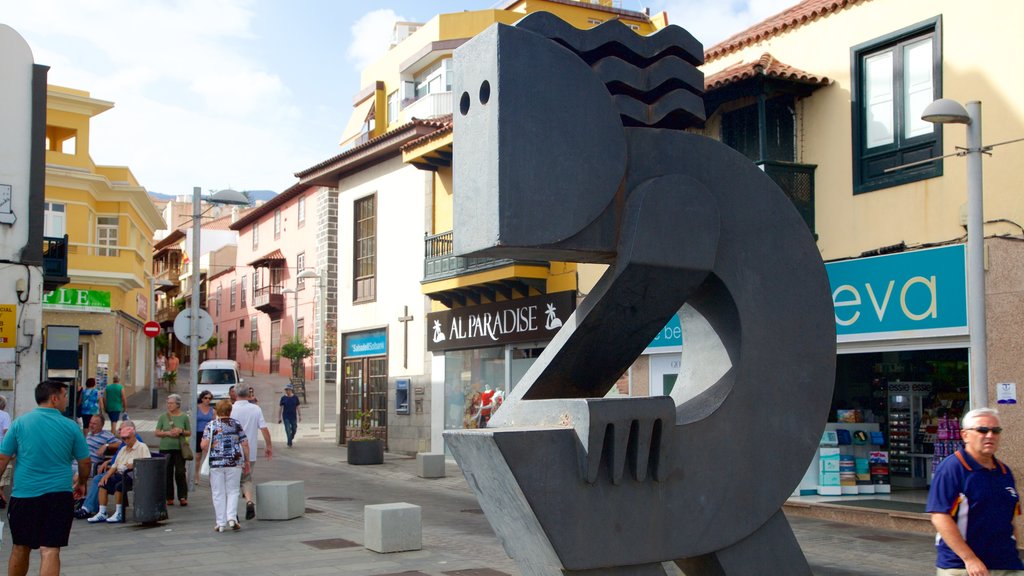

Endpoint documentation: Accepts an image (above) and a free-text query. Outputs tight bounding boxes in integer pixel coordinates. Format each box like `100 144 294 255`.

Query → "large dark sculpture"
444 12 836 576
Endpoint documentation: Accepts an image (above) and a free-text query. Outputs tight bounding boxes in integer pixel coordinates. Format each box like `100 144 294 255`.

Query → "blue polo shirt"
926 450 1024 570
0 407 89 498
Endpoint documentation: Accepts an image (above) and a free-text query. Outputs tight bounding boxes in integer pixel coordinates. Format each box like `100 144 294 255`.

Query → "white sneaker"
87 512 108 523
106 511 123 523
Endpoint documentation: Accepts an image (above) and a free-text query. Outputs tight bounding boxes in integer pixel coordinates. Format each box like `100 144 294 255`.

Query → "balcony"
155 305 178 324
423 231 550 307
43 235 70 292
253 285 284 314
758 161 816 235
402 91 452 123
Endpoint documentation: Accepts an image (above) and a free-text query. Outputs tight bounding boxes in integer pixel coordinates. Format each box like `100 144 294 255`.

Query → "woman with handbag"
193 390 215 486
155 393 191 506
201 399 249 531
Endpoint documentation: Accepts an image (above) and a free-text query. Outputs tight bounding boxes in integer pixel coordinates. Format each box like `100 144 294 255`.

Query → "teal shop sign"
825 244 967 342
644 313 682 354
345 329 387 358
43 288 111 313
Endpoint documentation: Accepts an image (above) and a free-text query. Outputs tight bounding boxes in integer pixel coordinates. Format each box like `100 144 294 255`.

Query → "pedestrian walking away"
278 384 301 448
202 400 250 532
927 407 1024 575
155 393 191 507
0 380 90 576
230 386 271 520
99 375 126 434
78 377 101 431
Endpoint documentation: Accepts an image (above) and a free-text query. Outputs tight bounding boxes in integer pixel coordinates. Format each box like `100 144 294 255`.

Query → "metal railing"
43 235 69 280
424 230 543 281
401 91 453 123
758 160 816 234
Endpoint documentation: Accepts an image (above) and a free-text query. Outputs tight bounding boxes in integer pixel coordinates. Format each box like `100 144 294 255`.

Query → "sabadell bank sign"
427 292 575 352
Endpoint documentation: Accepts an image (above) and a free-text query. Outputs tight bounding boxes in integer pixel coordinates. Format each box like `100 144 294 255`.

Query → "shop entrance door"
269 320 281 373
227 331 237 361
341 356 388 446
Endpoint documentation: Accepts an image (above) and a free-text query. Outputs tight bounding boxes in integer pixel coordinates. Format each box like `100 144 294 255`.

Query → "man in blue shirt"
277 384 301 448
927 407 1024 574
0 380 90 576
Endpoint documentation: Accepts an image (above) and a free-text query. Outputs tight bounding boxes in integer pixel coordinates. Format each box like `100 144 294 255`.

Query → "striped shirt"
86 430 117 465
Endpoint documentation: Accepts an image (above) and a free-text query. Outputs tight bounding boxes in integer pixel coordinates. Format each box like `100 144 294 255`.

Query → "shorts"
9 491 74 549
107 411 121 424
240 461 256 496
102 472 133 494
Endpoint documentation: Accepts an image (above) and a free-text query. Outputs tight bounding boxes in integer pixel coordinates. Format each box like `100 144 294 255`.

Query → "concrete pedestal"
255 480 305 520
364 502 421 553
416 452 446 478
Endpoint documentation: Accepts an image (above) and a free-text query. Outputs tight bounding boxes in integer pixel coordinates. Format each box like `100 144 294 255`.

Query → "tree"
243 341 260 377
154 333 170 355
278 337 313 379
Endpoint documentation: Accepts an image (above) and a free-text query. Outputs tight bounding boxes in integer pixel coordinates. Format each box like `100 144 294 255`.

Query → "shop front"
805 244 969 501
429 292 575 448
340 329 388 446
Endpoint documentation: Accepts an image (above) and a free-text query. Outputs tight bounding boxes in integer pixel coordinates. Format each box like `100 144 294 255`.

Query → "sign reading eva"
427 292 576 352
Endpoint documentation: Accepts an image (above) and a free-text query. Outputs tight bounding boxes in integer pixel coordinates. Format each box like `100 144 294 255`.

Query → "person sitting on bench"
88 422 150 523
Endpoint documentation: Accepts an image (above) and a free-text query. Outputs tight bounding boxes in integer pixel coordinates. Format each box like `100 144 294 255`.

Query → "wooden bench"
288 378 307 404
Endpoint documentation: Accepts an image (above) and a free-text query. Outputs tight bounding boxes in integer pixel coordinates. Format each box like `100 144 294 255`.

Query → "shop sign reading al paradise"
427 292 576 352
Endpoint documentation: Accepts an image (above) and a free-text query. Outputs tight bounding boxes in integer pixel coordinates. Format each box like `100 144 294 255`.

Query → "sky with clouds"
2 0 797 198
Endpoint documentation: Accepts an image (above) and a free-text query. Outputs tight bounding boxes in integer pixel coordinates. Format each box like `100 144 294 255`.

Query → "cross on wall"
398 305 414 369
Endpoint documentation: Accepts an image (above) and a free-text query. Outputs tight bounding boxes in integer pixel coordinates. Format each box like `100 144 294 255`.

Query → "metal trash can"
132 456 168 524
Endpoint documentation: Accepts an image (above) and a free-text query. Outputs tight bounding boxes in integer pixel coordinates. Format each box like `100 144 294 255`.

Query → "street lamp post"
298 268 325 432
189 187 250 439
922 99 987 408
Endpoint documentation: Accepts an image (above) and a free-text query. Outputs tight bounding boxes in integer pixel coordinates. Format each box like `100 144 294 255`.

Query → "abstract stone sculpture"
444 12 836 576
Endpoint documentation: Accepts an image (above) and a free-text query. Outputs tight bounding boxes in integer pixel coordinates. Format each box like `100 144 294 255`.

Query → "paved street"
1 368 939 575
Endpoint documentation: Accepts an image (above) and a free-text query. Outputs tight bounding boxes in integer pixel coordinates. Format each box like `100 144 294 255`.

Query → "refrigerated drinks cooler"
888 381 932 488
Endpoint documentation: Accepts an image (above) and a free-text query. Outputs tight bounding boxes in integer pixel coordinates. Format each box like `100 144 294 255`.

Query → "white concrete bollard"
254 480 305 520
364 502 422 553
416 452 446 478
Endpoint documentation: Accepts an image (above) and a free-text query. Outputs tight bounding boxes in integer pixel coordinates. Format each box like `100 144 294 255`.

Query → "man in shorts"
0 380 90 576
230 386 271 520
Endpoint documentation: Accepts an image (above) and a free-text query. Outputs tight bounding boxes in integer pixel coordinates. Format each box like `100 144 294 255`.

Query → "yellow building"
42 86 164 395
312 1 667 452
691 0 1024 519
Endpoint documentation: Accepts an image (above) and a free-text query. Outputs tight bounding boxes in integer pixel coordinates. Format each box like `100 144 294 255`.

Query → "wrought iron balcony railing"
758 160 816 234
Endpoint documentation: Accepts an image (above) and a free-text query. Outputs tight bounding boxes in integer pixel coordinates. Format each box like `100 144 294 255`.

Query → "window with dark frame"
851 17 942 194
353 194 376 302
296 252 306 290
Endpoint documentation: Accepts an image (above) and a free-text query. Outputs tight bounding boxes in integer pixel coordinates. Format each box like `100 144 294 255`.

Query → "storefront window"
444 347 507 430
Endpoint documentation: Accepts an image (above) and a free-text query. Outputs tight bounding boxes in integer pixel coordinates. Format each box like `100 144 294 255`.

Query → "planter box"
347 438 383 465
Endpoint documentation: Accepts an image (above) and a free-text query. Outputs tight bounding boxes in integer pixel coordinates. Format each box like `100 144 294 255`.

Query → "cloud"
345 9 406 71
654 0 799 48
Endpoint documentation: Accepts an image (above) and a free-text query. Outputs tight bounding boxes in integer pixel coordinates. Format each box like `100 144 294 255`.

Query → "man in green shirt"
0 380 90 576
100 375 126 433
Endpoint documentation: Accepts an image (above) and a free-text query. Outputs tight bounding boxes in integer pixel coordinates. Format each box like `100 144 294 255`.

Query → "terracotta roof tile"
247 249 285 268
704 53 830 91
705 0 865 63
400 115 453 153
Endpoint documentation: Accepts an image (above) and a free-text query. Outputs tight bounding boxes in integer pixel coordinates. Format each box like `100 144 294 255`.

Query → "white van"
198 359 243 400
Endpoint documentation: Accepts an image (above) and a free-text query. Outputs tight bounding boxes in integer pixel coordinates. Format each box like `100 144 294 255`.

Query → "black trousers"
163 449 188 500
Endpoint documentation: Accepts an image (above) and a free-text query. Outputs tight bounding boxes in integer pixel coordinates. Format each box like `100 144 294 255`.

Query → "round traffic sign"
143 321 161 338
173 309 214 346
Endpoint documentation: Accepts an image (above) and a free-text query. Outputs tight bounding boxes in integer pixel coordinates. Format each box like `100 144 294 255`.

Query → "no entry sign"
143 321 161 338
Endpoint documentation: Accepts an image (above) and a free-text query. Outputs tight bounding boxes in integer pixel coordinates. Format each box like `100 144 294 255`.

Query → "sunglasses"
966 426 1003 435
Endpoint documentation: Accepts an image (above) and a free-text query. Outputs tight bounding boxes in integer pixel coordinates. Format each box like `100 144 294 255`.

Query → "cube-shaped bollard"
417 452 446 478
364 502 421 553
255 481 305 520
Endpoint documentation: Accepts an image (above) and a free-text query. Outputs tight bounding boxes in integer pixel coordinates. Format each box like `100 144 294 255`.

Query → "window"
296 318 305 343
216 285 222 316
852 18 941 194
722 97 795 163
387 91 399 125
274 209 282 239
296 252 306 291
250 315 258 344
252 272 259 299
97 216 119 257
44 202 66 237
240 276 247 308
252 223 259 249
230 279 237 311
414 59 452 100
354 195 376 302
297 196 306 227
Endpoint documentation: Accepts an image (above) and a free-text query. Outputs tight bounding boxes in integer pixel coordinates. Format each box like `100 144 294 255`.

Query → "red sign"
143 321 161 338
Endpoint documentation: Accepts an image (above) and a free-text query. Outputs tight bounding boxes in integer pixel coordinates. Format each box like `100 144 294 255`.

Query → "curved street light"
298 268 326 432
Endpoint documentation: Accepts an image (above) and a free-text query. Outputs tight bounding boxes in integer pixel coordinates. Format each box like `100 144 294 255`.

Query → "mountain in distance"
148 189 277 204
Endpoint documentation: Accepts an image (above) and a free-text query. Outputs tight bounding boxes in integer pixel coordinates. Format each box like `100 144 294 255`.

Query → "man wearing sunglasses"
927 407 1024 575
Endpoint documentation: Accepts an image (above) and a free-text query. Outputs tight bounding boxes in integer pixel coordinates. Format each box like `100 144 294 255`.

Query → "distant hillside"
149 189 277 204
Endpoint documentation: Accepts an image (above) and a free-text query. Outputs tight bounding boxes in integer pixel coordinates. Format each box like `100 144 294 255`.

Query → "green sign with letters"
43 288 111 313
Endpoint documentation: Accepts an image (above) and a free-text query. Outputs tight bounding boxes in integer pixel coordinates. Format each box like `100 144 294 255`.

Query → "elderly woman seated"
87 421 150 523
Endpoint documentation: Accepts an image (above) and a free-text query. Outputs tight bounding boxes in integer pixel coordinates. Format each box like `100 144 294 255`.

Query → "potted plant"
162 369 177 392
346 410 383 465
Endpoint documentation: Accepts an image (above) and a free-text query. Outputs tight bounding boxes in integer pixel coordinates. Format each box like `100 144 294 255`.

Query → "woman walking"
79 378 101 431
194 390 215 485
202 399 249 532
155 393 190 506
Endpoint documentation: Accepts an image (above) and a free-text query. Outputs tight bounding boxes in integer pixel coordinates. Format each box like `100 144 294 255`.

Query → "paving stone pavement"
0 368 941 575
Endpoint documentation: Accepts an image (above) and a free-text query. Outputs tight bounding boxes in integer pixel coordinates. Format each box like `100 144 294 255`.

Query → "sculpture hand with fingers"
444 13 836 576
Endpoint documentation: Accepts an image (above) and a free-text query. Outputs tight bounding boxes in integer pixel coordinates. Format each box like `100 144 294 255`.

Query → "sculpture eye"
479 81 490 105
460 91 471 115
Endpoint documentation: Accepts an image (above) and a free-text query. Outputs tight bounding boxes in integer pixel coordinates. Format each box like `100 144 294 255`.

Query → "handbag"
200 450 211 479
179 433 194 461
